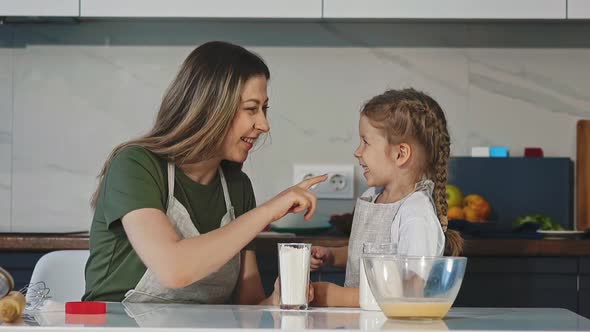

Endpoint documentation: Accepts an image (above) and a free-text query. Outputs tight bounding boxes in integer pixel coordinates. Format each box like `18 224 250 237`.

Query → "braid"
406 89 463 256
425 97 464 256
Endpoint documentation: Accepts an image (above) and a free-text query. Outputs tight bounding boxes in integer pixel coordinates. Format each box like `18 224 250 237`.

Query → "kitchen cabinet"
0 252 45 291
580 258 590 318
568 0 590 19
80 0 321 19
323 0 566 19
0 0 79 16
454 257 579 313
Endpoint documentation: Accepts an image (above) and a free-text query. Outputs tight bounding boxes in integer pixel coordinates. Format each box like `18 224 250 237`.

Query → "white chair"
27 250 90 303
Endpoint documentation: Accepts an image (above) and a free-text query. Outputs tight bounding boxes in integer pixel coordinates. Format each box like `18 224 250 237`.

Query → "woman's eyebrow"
242 97 269 104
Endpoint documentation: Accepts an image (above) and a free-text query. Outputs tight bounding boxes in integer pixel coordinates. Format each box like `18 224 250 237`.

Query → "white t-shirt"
362 187 445 257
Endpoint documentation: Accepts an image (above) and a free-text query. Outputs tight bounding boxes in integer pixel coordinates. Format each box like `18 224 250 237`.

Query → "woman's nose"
255 112 270 132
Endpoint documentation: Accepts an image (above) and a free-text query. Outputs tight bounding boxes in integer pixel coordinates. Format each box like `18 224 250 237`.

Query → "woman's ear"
395 143 412 166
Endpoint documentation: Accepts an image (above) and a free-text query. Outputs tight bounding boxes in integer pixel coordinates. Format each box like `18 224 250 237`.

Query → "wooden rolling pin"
577 120 590 231
0 291 26 323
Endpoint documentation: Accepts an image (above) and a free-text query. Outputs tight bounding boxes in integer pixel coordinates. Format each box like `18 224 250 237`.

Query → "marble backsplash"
0 21 589 232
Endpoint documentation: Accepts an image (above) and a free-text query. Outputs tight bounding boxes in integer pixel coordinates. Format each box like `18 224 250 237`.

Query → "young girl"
311 88 463 307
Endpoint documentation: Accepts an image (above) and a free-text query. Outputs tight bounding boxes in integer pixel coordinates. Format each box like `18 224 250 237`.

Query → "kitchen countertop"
2 303 589 331
1 233 589 256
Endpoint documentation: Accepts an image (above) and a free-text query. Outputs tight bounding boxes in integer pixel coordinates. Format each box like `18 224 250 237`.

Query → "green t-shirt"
83 146 256 302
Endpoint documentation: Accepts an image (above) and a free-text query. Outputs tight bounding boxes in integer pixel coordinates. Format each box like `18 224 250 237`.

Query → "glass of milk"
360 243 397 311
278 243 311 310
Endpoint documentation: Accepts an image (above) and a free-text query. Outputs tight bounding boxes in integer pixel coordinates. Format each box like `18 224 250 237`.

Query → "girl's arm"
312 282 359 307
331 246 349 268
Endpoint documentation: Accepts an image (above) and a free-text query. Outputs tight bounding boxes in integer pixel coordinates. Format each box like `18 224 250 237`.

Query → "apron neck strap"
167 163 233 211
218 167 232 211
167 163 175 209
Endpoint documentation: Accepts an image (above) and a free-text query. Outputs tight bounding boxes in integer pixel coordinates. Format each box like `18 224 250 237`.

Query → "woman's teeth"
241 137 255 144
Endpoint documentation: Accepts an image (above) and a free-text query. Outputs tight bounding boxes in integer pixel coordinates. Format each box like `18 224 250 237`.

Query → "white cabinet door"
81 0 321 18
323 0 566 19
0 0 79 16
568 0 590 18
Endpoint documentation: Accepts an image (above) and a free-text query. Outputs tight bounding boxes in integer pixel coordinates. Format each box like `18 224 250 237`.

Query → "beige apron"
344 180 435 287
122 163 240 304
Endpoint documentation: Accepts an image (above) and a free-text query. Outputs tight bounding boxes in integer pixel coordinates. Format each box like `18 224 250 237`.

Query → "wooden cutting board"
576 120 590 231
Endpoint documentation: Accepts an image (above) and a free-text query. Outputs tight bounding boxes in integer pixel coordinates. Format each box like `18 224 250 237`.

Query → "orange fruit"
463 194 491 221
447 206 465 220
463 206 482 223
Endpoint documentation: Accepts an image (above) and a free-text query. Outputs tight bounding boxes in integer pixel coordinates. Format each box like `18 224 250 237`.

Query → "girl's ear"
394 143 412 166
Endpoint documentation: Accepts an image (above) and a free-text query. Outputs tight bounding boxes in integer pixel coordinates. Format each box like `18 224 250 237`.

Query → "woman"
83 41 324 304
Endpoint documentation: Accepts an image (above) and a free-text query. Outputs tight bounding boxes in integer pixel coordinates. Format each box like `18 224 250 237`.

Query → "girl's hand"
310 246 335 271
261 175 327 223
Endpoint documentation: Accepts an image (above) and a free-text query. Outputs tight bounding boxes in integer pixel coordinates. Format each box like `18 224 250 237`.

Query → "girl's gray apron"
122 163 240 304
344 180 435 287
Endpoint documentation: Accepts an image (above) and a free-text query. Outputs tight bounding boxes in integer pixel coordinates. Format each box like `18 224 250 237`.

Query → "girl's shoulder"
400 191 437 218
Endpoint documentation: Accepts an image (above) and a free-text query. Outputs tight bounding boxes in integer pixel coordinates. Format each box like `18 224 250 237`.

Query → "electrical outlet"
293 164 354 199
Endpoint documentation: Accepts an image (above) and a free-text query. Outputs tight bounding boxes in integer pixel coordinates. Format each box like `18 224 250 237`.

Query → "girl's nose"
354 146 362 158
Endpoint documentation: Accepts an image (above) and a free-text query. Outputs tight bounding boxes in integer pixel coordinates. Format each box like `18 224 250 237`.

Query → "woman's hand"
310 246 335 271
261 175 327 222
265 277 314 306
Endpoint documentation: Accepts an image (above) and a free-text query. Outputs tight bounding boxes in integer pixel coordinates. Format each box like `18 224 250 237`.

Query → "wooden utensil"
576 120 590 231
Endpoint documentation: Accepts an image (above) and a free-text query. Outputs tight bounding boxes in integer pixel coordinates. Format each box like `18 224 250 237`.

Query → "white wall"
0 21 588 232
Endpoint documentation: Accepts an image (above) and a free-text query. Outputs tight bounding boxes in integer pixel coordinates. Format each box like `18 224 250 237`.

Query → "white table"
2 304 590 331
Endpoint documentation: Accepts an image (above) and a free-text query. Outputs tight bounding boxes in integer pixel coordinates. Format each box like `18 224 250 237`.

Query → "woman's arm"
122 175 327 289
235 250 274 305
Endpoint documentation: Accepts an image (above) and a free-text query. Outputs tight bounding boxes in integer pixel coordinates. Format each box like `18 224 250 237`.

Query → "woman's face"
222 75 270 163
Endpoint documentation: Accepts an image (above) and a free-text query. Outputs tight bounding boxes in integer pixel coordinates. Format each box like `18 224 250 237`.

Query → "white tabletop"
2 303 590 331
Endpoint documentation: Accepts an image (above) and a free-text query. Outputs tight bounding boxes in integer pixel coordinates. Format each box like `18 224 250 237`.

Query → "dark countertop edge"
1 234 589 256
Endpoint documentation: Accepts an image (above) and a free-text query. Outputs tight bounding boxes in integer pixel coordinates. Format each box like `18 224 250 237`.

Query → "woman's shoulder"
109 145 166 178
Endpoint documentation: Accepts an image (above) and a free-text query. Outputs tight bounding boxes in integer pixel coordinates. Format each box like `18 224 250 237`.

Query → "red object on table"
65 314 107 325
524 147 544 157
65 301 106 315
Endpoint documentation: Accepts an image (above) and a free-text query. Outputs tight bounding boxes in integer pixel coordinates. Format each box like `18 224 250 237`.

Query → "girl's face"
354 115 399 187
222 75 270 163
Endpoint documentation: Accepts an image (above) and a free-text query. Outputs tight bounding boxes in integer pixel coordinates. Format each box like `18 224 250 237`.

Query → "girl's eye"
262 106 269 114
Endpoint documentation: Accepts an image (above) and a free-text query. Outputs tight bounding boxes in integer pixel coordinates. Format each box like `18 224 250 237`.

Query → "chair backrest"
27 250 90 303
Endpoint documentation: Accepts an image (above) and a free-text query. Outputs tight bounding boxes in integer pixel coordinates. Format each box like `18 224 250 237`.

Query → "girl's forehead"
360 116 380 133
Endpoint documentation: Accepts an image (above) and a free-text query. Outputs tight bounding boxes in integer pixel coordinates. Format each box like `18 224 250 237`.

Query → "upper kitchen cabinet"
568 0 590 19
80 0 321 19
0 0 79 16
323 0 566 19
